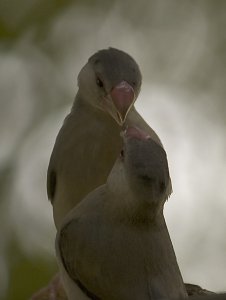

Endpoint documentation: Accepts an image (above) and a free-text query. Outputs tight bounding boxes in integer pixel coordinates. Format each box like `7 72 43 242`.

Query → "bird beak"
104 81 135 126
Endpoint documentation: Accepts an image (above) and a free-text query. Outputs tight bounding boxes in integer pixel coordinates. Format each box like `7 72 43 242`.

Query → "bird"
56 126 186 300
47 47 165 229
189 294 226 300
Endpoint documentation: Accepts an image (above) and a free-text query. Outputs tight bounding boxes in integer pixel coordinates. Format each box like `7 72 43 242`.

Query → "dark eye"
96 77 104 88
120 149 124 159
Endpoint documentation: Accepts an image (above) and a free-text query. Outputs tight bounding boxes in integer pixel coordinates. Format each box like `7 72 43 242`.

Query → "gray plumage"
56 126 186 300
47 48 166 229
189 294 226 300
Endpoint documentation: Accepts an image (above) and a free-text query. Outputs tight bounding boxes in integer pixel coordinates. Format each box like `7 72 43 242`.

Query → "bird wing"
47 157 57 201
58 219 101 299
46 113 73 203
56 187 110 299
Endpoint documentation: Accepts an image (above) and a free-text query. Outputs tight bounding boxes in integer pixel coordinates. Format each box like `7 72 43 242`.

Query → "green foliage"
6 242 57 300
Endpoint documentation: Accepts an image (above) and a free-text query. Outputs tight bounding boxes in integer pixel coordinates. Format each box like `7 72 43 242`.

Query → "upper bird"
47 47 165 229
56 126 185 300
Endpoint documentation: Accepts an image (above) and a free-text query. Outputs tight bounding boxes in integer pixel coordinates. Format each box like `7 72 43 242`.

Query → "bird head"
120 126 172 208
77 48 142 125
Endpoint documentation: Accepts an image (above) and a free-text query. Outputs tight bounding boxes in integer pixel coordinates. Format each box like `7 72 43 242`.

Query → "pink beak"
110 81 135 123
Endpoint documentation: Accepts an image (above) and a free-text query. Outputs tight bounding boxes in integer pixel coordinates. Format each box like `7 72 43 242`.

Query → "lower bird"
56 126 187 300
190 294 226 300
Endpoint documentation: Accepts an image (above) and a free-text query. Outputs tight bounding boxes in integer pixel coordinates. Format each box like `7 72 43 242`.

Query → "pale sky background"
0 1 226 299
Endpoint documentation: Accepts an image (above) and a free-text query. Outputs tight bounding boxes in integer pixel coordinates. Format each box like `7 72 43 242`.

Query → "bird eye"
96 77 104 88
120 149 124 159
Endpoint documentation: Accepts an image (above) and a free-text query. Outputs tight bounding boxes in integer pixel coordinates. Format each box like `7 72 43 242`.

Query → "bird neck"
72 92 120 130
72 92 98 114
106 163 164 225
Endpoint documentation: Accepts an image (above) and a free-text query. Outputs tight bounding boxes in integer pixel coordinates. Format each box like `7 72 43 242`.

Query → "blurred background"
0 0 226 299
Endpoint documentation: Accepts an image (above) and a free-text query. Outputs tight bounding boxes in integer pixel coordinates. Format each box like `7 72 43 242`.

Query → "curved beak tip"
110 81 135 124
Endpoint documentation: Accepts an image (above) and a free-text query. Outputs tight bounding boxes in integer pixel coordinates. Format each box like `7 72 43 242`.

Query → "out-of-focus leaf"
6 241 57 300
